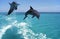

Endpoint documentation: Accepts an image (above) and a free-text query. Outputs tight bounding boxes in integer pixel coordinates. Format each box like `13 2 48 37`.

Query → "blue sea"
0 12 60 39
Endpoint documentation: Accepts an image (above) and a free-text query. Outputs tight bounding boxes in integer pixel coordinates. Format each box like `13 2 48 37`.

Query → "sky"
0 0 60 12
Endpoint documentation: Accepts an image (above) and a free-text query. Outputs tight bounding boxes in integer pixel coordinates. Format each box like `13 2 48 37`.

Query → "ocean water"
0 12 60 39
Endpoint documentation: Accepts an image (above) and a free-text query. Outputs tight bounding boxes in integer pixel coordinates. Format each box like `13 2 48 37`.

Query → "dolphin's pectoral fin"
32 15 35 18
15 7 17 10
36 16 40 19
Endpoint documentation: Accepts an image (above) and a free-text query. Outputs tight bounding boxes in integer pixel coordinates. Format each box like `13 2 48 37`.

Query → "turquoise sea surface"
0 12 60 39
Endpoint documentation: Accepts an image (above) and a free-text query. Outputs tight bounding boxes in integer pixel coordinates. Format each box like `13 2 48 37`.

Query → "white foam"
6 17 12 21
18 22 28 27
0 20 18 39
0 25 12 39
17 22 52 39
0 20 52 39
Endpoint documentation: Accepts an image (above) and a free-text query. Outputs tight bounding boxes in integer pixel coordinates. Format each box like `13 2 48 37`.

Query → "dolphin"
7 1 19 15
23 6 40 20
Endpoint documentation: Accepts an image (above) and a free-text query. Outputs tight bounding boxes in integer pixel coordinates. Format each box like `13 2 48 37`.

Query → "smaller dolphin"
23 6 40 20
7 1 19 15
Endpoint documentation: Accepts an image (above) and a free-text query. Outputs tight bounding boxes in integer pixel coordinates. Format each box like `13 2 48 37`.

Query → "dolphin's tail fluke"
23 16 27 20
23 13 28 20
9 3 11 5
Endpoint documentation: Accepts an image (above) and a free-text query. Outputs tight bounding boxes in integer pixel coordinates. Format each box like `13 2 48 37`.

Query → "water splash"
17 22 52 39
0 25 12 39
0 16 52 39
0 21 17 39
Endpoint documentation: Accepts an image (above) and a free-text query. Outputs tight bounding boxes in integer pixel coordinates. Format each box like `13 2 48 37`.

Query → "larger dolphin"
23 6 40 20
7 1 19 15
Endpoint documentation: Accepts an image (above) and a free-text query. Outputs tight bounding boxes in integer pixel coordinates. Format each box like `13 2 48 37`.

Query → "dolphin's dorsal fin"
30 6 33 10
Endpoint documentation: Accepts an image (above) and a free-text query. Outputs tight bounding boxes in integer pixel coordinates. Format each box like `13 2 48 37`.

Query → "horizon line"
0 11 59 12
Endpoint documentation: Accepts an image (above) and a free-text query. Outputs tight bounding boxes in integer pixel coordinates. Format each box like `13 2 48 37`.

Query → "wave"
0 17 52 39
